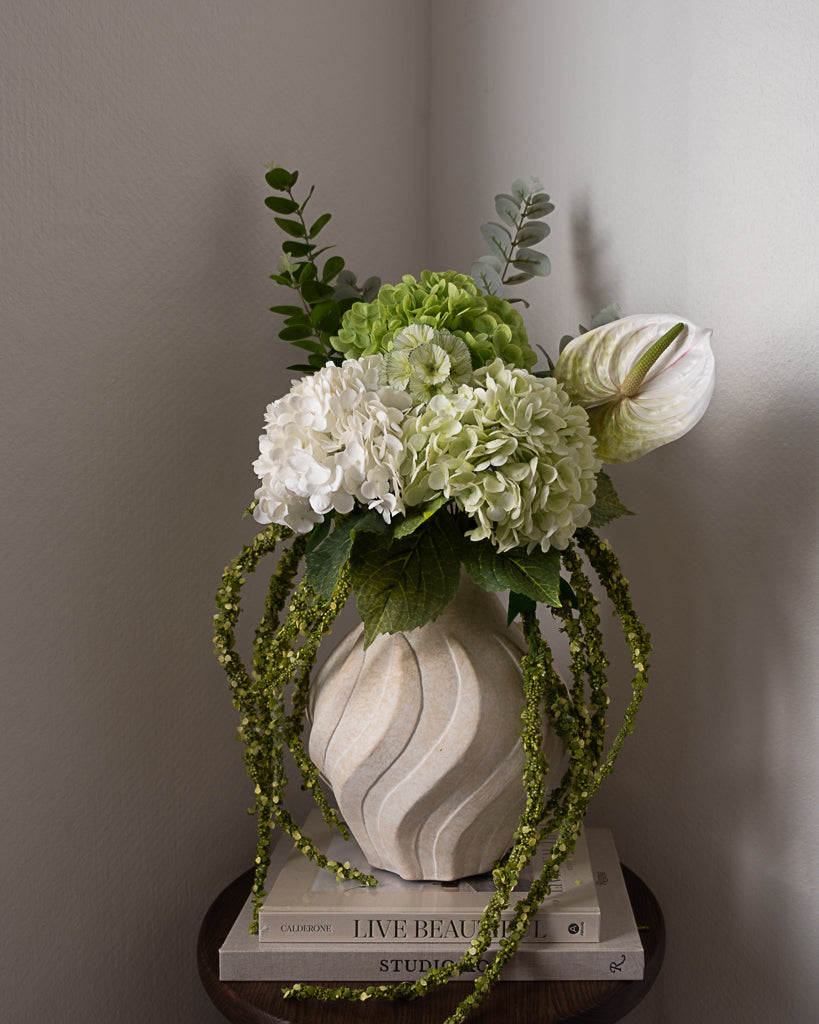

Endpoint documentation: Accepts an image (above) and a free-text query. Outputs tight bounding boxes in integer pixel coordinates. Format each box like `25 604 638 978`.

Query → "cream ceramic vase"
308 575 565 881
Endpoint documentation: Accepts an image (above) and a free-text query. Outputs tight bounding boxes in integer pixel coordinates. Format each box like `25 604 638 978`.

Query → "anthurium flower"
552 315 715 463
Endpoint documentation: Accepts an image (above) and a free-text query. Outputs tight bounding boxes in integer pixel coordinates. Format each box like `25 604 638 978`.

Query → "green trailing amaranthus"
213 525 651 1024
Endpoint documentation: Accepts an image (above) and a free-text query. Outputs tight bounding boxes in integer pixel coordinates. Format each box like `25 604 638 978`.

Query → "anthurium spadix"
552 314 715 463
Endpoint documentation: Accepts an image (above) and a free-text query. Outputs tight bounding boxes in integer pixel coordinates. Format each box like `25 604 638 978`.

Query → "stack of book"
219 811 644 982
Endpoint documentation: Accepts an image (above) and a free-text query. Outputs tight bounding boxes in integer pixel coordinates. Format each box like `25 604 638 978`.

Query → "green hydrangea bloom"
331 270 537 371
400 359 601 553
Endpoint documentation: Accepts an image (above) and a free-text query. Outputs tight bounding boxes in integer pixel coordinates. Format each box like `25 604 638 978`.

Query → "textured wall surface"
1 2 427 1021
3 2 818 1023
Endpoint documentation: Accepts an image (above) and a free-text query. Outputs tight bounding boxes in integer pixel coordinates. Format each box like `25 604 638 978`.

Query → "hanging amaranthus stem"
215 523 651 1020
270 541 648 1023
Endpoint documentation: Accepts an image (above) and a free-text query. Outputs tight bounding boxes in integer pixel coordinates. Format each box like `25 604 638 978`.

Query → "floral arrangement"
213 166 715 1022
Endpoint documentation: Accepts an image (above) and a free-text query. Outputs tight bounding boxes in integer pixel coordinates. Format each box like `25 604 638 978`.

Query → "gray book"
258 810 599 944
219 828 644 982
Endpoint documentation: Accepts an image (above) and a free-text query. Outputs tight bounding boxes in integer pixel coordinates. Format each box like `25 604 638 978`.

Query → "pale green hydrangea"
331 270 537 371
400 359 601 553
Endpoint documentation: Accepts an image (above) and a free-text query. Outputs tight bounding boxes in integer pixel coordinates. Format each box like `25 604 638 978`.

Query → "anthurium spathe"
552 314 715 463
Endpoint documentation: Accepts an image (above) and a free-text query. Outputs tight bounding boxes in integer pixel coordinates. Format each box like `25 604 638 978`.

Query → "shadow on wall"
565 191 819 1020
570 193 622 322
606 406 817 1023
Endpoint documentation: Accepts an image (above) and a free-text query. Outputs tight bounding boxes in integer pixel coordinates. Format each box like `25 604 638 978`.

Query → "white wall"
4 2 818 1022
429 3 819 1022
1 2 427 1020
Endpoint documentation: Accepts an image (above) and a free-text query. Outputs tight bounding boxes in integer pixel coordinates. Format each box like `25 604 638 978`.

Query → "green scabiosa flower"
331 270 537 371
400 359 600 553
382 323 474 402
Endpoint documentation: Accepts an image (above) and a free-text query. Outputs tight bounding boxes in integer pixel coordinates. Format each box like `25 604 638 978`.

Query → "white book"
219 829 644 982
257 811 599 945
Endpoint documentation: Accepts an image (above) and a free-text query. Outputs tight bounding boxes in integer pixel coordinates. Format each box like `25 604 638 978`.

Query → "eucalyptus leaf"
525 198 555 219
588 304 622 329
504 272 534 286
461 539 562 607
480 222 512 260
516 221 551 247
512 248 551 277
473 253 503 271
350 510 463 646
511 179 528 202
495 194 522 227
471 260 504 296
587 471 634 527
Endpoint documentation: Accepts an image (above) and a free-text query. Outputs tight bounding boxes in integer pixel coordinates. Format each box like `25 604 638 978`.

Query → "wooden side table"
198 866 665 1024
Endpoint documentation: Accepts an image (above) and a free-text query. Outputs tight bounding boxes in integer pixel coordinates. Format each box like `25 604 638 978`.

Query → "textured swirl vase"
308 575 565 880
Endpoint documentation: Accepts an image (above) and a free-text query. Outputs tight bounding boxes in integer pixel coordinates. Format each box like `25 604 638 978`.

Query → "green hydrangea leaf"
304 511 388 600
462 539 562 607
392 497 449 539
507 590 536 626
305 513 334 553
350 510 463 646
588 471 634 527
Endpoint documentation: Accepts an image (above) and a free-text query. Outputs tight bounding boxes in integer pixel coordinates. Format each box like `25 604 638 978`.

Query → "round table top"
198 864 665 1024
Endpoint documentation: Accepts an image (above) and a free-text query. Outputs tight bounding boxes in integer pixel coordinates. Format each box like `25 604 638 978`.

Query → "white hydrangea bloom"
252 356 412 532
401 359 601 553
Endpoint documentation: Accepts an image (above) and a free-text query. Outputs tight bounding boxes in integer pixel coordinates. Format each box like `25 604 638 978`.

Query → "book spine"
257 910 600 944
220 942 643 982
